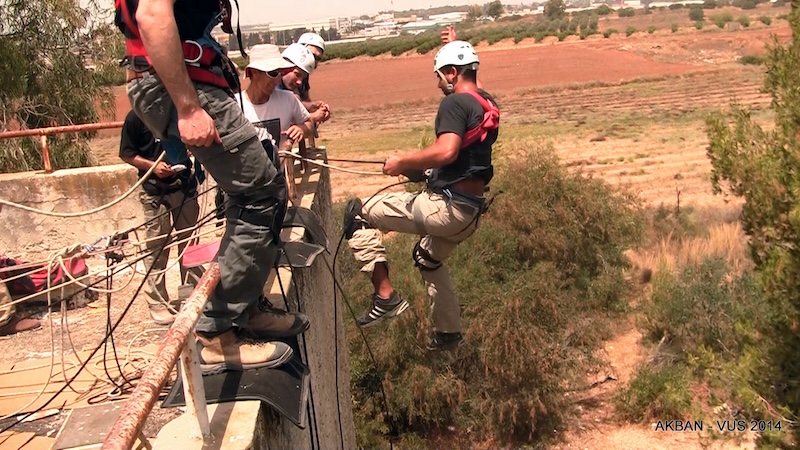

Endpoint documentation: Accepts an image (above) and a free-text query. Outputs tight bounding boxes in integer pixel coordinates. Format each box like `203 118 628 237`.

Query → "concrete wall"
0 165 142 260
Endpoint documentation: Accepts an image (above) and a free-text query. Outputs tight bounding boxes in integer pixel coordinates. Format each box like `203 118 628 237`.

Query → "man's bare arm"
136 0 221 147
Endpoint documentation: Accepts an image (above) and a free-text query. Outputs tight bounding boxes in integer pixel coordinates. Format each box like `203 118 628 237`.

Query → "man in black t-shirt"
119 110 202 325
343 41 499 351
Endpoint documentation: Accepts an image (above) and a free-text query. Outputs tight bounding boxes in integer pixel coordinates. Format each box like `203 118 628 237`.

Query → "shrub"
668 3 684 9
615 364 692 421
689 6 705 21
596 4 613 14
712 12 734 28
344 142 643 447
735 0 757 9
703 0 717 8
647 25 657 34
695 20 705 29
738 16 750 27
740 54 764 65
618 7 636 17
626 26 637 36
603 28 618 38
671 23 679 32
773 0 786 6
759 15 772 25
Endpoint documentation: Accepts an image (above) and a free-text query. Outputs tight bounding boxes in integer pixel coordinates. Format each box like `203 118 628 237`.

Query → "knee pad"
413 241 442 271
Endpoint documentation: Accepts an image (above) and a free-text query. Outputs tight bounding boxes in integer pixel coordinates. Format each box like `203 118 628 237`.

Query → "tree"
544 0 567 20
484 0 504 19
467 3 483 20
689 6 705 20
705 10 800 445
0 0 119 173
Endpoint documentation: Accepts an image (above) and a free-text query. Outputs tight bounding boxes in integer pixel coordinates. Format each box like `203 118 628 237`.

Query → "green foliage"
616 364 692 421
618 7 636 17
738 15 751 27
596 4 614 14
703 0 718 8
671 23 680 32
467 4 483 20
695 20 705 29
705 11 800 444
0 0 117 173
669 3 684 9
604 28 618 38
733 0 758 9
689 6 705 21
545 0 567 20
484 0 504 19
648 25 657 34
759 15 773 25
712 12 734 28
343 141 643 447
626 26 638 36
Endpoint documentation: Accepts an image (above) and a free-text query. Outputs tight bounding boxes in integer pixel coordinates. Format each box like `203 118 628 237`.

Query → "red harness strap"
460 90 500 149
116 0 230 89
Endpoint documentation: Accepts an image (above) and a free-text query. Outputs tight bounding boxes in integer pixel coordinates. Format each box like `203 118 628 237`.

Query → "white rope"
0 151 166 218
279 151 385 176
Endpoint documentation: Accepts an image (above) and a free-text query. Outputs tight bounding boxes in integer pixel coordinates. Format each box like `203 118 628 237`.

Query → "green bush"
618 7 636 17
734 0 757 9
596 4 613 14
738 16 750 27
689 6 705 21
626 26 637 36
668 3 684 9
603 28 618 38
695 20 705 29
671 23 679 32
647 25 657 34
739 54 764 64
703 0 717 8
712 12 734 28
615 364 692 421
759 15 772 25
344 141 643 447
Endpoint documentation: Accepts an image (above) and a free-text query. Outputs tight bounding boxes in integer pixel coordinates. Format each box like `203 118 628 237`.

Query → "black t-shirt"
116 0 220 41
119 110 162 179
431 90 498 186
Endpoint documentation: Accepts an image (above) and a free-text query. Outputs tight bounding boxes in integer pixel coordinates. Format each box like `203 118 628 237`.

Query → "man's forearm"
400 144 456 171
136 0 202 116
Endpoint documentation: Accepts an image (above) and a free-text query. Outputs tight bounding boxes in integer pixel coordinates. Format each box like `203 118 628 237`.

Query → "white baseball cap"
246 44 295 74
281 43 315 75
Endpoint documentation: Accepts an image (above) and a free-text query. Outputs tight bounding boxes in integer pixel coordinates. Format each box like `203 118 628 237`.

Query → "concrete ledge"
153 401 265 450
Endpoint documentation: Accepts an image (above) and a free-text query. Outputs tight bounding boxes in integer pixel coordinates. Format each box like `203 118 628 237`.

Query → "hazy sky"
234 0 474 26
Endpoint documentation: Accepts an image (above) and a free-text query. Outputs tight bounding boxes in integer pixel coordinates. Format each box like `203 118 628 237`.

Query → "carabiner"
183 40 203 65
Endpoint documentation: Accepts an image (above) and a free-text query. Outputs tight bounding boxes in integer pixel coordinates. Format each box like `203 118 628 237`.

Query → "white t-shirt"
240 90 311 148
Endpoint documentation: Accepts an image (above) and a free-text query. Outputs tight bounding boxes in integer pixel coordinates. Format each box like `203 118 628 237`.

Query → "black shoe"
356 291 409 328
427 332 465 351
343 198 367 239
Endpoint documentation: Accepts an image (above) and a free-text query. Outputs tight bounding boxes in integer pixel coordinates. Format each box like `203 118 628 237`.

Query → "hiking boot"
0 315 41 336
148 306 176 326
427 331 465 351
356 291 409 328
196 329 293 376
343 198 369 239
242 297 310 339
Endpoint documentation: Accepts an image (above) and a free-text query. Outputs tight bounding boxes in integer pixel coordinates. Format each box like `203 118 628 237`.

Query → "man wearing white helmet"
343 41 500 351
294 33 331 124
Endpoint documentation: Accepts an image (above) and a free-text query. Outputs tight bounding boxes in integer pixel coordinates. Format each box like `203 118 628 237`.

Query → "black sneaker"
356 291 409 328
427 332 465 351
343 198 368 239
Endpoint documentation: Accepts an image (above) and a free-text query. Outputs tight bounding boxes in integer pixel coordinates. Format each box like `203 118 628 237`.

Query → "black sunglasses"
266 69 280 78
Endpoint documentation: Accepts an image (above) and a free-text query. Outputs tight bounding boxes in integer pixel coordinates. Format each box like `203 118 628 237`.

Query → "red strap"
461 90 499 149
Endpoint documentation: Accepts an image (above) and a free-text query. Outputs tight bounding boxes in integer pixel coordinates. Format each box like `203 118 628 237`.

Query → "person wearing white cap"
280 42 331 125
242 44 313 151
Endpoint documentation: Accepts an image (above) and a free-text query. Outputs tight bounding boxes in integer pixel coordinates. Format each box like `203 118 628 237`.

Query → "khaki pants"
0 282 13 328
139 189 203 309
348 190 481 333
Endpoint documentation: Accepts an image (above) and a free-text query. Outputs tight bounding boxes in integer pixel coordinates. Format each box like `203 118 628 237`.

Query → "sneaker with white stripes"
356 291 409 328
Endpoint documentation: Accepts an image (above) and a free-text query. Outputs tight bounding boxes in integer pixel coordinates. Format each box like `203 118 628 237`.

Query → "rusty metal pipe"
101 263 220 450
40 135 52 173
0 121 124 139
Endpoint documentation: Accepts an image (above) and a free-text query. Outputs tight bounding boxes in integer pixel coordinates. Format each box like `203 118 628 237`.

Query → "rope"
0 151 166 218
279 151 385 176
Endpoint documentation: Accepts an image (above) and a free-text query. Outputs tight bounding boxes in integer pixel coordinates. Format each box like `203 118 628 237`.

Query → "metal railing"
0 121 124 173
102 263 220 450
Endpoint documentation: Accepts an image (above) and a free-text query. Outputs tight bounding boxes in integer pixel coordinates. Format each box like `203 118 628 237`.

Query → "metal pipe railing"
101 263 220 450
0 121 124 173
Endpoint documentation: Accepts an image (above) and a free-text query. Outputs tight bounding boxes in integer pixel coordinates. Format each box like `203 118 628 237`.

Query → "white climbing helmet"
433 40 479 72
281 43 315 75
298 32 326 52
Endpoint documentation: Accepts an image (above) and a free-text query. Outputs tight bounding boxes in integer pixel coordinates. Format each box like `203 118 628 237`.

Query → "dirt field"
56 13 789 448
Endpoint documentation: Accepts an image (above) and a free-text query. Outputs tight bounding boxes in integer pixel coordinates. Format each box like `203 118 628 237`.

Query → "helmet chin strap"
436 70 455 95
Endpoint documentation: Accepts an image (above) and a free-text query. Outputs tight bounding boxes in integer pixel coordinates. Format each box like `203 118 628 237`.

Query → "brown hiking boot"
242 297 310 340
0 315 41 336
148 306 176 326
196 329 293 375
